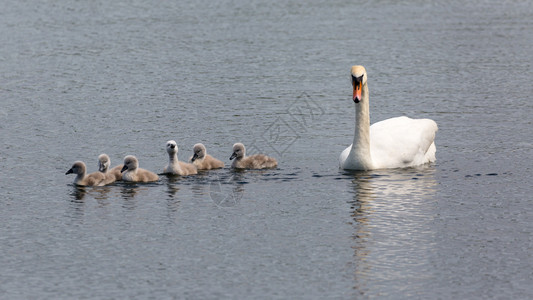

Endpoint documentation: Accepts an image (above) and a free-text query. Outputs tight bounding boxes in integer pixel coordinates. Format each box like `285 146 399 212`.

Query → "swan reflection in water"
347 167 438 296
69 185 112 202
120 183 154 210
67 185 113 223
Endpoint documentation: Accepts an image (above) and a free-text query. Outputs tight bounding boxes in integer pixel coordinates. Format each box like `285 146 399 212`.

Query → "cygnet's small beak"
65 168 73 175
120 165 128 173
229 152 237 160
191 153 198 161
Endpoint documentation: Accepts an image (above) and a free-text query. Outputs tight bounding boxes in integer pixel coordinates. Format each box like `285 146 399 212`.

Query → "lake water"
1 0 533 298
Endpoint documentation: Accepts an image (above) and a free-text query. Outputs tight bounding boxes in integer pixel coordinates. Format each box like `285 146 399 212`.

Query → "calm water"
1 0 533 298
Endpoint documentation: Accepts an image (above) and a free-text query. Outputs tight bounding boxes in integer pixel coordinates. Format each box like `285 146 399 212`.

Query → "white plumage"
340 65 438 170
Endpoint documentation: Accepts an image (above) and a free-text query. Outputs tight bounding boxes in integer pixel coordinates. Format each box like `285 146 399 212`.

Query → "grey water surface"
1 0 533 298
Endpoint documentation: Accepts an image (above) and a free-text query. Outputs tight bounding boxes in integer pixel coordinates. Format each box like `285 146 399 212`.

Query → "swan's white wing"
339 144 352 168
370 116 438 169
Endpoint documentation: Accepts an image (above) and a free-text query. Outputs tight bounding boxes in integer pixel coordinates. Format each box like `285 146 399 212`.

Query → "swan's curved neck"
168 151 178 162
350 83 373 169
75 173 85 183
75 168 87 183
168 151 183 171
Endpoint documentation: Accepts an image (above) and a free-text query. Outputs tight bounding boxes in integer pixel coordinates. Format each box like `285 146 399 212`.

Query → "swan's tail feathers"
425 141 437 163
420 119 437 164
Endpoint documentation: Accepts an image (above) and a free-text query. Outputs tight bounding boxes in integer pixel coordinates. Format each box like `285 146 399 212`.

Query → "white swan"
230 143 278 169
339 65 438 170
163 140 198 176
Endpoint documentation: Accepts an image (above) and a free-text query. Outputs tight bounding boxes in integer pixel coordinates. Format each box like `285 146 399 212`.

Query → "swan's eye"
352 75 364 83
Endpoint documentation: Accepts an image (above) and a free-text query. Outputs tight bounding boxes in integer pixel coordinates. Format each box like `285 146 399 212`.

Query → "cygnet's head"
166 140 178 155
66 161 86 175
350 65 367 103
230 143 245 160
121 155 138 173
98 154 110 172
191 143 206 161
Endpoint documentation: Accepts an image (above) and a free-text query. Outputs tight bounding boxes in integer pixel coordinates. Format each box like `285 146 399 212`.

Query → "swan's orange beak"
353 80 362 103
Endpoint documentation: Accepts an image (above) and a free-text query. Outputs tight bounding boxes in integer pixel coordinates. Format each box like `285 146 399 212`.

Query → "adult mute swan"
339 65 438 170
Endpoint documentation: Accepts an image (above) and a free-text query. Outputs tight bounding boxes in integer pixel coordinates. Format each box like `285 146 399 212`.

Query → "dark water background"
1 0 533 298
